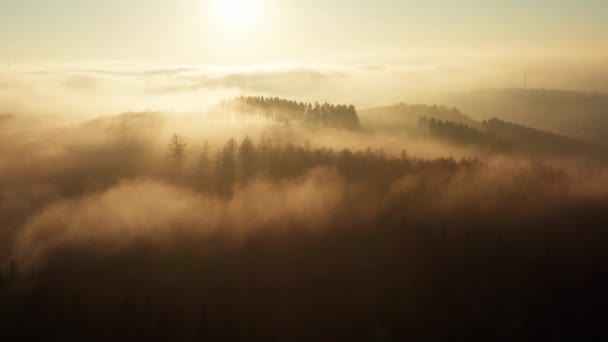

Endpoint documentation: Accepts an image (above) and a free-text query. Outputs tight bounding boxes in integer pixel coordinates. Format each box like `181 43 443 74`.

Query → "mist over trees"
1 94 608 341
168 134 187 170
4 0 608 337
168 134 482 197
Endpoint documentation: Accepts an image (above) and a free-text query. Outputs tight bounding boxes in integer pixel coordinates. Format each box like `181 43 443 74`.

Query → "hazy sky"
2 0 607 63
2 1 608 115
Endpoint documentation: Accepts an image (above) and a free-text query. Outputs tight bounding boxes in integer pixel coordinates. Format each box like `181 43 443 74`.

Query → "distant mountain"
433 89 608 144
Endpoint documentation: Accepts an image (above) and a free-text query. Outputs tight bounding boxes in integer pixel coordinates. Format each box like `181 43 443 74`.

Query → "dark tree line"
419 116 512 151
171 134 481 196
482 117 605 158
215 96 361 130
393 103 476 126
417 116 608 160
363 101 608 162
359 103 478 134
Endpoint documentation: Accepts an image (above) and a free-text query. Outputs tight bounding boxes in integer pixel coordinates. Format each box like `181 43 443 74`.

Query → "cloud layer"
2 58 608 117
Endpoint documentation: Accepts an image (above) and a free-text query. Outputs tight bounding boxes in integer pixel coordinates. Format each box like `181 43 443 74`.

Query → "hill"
433 88 608 144
359 103 478 134
210 96 361 130
361 102 607 161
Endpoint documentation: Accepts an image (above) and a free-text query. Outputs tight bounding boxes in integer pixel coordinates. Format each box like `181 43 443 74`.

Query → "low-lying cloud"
13 169 345 266
3 57 608 117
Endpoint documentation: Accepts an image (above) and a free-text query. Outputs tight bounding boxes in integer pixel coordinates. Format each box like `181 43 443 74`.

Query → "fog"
3 57 608 116
2 86 608 340
3 103 608 261
4 0 608 338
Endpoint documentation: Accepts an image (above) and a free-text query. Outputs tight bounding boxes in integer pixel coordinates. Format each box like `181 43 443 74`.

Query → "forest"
1 95 608 341
211 96 361 130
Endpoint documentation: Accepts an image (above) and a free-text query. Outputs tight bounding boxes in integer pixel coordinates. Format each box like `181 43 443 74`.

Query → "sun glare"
212 0 260 30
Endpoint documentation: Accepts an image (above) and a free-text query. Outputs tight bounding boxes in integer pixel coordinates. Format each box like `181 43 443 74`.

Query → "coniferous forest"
213 96 361 130
1 95 608 341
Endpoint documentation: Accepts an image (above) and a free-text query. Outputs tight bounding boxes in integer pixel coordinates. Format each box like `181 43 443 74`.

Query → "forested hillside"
418 117 511 152
2 116 608 340
1 96 608 341
359 103 477 133
434 89 608 144
363 102 608 161
481 118 604 158
212 96 361 130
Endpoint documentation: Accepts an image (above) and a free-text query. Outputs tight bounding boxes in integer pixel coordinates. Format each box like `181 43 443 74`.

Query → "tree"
168 134 187 169
214 150 223 188
198 140 211 189
9 259 17 280
218 138 237 195
239 137 257 183
217 96 362 130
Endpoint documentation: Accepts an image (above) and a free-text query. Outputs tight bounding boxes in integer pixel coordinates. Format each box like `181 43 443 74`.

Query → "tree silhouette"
9 259 17 280
239 137 257 183
216 96 361 130
215 138 237 195
198 140 211 189
168 134 187 169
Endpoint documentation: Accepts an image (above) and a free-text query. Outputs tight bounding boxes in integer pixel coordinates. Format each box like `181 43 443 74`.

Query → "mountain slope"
359 103 477 134
433 88 608 144
361 102 607 161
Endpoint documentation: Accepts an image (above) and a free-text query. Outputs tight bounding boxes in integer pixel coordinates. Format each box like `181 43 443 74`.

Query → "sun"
212 0 260 30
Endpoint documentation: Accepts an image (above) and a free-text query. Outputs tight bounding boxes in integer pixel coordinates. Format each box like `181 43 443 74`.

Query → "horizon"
3 58 608 116
2 1 608 115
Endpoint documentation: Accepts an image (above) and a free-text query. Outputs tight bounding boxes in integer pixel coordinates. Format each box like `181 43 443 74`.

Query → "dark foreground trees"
1 134 608 341
2 187 608 341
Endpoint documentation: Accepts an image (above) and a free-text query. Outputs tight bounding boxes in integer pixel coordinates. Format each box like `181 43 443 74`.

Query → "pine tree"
168 134 187 170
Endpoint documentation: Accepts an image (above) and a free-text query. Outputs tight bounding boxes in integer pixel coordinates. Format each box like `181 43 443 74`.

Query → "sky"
1 0 607 63
1 0 608 114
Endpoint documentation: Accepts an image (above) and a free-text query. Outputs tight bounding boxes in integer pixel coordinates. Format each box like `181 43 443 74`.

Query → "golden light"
211 0 260 31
